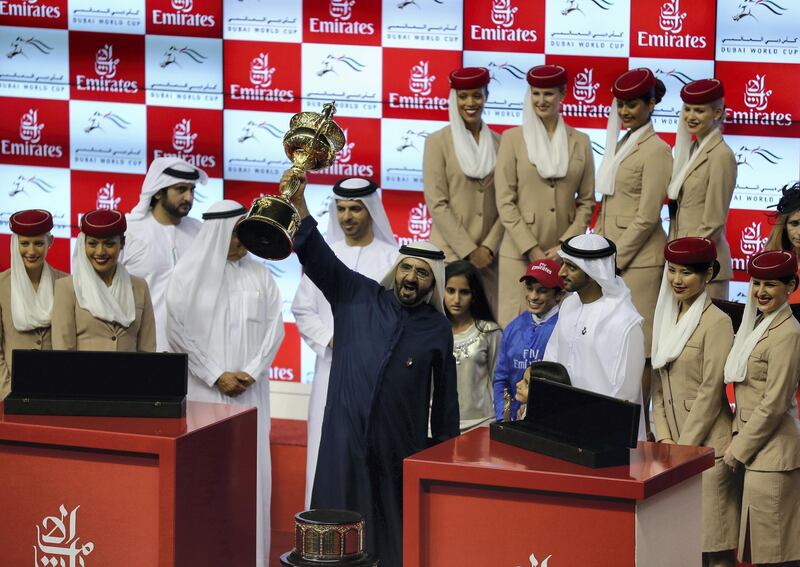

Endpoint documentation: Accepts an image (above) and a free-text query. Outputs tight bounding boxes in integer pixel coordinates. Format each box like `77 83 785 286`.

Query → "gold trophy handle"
280 165 307 199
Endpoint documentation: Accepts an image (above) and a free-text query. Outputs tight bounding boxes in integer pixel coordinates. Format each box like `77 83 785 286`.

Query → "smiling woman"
51 209 156 353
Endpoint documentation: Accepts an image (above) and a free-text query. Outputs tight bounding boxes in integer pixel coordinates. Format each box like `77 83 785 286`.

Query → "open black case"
5 350 188 418
490 378 640 468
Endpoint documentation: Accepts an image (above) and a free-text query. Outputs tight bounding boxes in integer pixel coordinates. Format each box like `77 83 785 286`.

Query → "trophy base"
237 196 300 260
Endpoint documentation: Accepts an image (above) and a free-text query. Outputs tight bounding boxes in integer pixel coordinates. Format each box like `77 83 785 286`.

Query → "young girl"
651 237 738 567
444 260 502 432
766 182 800 305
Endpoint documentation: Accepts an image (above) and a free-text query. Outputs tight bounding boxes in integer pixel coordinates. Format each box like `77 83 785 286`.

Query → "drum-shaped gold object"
238 102 345 260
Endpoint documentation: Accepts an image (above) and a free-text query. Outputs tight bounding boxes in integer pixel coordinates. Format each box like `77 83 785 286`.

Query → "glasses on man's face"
398 262 432 281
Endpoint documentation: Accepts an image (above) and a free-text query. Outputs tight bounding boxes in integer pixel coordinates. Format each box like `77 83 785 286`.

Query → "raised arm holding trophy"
237 102 346 260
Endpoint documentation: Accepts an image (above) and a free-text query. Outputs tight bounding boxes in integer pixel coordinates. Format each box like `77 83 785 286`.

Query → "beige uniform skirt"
739 468 800 563
619 265 662 357
701 459 741 552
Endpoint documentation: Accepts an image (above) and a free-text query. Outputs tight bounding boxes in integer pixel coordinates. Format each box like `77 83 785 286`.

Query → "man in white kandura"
544 233 646 440
121 157 207 351
291 177 397 509
166 200 284 567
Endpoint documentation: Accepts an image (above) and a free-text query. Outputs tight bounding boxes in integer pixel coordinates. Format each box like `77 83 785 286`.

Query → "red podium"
404 428 714 567
0 401 256 567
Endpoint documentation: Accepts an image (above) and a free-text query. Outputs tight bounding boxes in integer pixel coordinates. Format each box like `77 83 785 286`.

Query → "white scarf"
724 284 784 384
9 234 55 331
447 90 496 179
72 233 136 326
166 200 246 347
596 103 653 196
667 124 719 200
651 266 707 370
521 88 569 179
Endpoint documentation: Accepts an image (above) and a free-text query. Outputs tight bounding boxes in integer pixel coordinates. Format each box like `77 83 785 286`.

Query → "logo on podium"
34 504 95 567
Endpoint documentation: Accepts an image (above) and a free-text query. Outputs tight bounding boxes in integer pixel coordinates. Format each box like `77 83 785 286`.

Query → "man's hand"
216 372 246 397
544 245 562 260
527 246 546 263
283 169 310 219
234 371 256 390
467 246 493 270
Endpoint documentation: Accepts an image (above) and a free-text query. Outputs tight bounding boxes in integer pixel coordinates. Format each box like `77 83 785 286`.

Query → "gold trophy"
237 102 345 260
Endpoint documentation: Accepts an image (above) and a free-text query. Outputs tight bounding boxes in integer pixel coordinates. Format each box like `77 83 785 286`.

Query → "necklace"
453 333 480 365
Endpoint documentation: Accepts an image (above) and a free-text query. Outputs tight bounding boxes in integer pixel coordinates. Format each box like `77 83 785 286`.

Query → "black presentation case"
4 350 188 418
490 378 641 468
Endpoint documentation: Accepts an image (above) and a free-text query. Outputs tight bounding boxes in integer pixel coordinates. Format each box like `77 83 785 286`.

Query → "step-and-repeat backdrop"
1 0 798 384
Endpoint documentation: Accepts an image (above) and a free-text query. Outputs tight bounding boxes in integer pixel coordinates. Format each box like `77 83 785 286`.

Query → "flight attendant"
594 67 672 438
0 209 67 398
424 67 502 314
494 64 595 328
651 237 738 567
723 250 800 566
52 209 156 352
667 79 736 300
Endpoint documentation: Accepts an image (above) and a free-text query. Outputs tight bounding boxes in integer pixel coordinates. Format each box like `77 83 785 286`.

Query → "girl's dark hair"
444 260 496 328
638 78 667 105
778 274 798 287
675 260 720 281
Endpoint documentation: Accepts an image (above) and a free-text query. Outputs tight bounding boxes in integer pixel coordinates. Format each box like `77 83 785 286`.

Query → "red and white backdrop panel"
0 0 798 385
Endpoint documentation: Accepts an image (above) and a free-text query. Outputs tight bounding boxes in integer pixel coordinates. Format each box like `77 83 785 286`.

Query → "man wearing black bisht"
288 172 460 567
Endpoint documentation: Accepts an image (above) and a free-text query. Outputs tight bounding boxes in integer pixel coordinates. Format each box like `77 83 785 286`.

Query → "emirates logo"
408 61 435 96
171 0 193 12
172 119 197 153
19 109 44 144
743 74 772 111
572 68 599 104
337 129 354 163
96 182 121 210
407 203 432 239
739 222 768 257
250 53 276 87
94 44 119 78
34 505 94 566
329 0 355 20
491 0 519 28
658 0 687 34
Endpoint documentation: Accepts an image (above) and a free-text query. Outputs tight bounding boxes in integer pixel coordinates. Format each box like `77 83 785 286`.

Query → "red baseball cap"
520 259 564 289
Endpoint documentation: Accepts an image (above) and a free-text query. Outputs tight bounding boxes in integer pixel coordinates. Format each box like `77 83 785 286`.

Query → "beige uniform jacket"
595 129 672 270
729 304 800 471
0 268 68 398
669 131 737 281
652 299 734 456
423 125 503 261
51 275 157 353
494 124 596 258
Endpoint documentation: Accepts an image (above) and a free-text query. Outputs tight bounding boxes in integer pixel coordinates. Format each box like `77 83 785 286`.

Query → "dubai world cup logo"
94 44 119 78
171 0 193 12
408 61 435 96
97 182 121 210
329 0 355 20
172 119 197 153
19 109 44 144
658 0 687 33
573 68 599 104
491 0 519 28
743 74 772 111
249 53 276 87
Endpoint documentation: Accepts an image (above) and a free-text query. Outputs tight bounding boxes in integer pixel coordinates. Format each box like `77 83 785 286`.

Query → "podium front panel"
0 442 160 566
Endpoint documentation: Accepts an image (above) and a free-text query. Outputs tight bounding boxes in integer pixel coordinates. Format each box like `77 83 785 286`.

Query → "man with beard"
544 233 646 440
291 177 397 509
121 157 207 351
284 172 459 567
